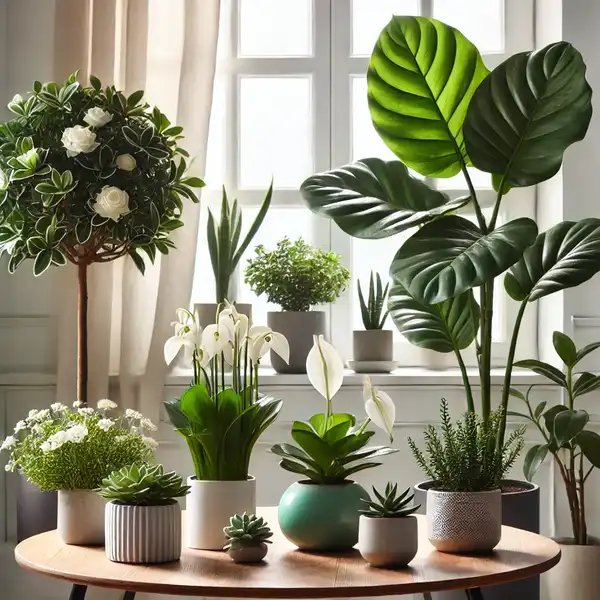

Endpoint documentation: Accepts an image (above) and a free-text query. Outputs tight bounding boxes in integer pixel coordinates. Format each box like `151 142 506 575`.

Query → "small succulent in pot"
358 272 390 331
224 513 273 563
360 482 420 518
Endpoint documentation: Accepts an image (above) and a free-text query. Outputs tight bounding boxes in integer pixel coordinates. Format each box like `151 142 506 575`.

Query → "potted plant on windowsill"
163 302 287 550
352 271 393 370
244 237 350 373
513 332 600 600
408 399 524 553
358 482 420 568
100 463 189 564
196 184 273 328
270 336 398 551
301 14 600 597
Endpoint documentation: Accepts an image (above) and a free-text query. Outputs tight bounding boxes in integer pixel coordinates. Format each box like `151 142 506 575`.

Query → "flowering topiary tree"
0 73 204 404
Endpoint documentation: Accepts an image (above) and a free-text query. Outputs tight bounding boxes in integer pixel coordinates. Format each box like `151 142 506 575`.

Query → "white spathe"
61 125 100 157
363 375 396 441
306 335 344 400
57 489 106 545
92 186 130 222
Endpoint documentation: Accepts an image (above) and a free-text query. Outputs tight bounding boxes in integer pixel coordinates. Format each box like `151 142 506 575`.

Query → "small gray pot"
267 311 326 373
195 302 253 329
105 501 182 564
427 488 501 553
226 540 269 563
358 515 418 568
353 330 393 362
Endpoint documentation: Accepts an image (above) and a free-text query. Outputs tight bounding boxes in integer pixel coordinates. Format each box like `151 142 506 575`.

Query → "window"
193 0 537 367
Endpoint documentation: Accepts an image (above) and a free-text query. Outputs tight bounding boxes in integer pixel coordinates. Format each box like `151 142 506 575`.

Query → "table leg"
465 588 484 600
69 585 87 600
122 592 136 600
422 594 433 600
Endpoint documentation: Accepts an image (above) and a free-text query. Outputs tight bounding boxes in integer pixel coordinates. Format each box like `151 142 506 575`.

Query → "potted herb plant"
244 237 350 373
301 15 600 591
1 400 157 545
513 332 600 600
408 400 524 553
358 482 419 568
270 336 397 551
223 513 273 563
163 302 287 550
196 184 273 327
99 463 189 564
352 271 393 370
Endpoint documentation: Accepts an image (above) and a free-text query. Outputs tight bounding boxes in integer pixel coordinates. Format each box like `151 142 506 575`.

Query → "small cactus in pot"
223 513 273 563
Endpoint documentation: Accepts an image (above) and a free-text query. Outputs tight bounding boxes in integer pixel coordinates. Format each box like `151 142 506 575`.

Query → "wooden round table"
15 508 560 600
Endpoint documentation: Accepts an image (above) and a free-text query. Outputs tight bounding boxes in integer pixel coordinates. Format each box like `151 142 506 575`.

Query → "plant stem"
479 281 494 423
77 261 88 406
489 182 506 231
579 450 587 544
455 348 474 413
463 166 487 234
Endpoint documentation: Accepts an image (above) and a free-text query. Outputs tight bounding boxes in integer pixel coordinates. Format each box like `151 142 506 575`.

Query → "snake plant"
358 271 389 330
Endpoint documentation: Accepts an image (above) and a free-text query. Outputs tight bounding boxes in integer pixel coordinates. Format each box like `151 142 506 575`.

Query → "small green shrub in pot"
408 399 525 553
244 237 350 373
358 483 420 568
99 464 189 564
223 513 273 563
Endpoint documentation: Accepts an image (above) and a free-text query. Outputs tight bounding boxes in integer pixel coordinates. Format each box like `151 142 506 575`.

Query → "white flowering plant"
163 301 286 480
0 400 157 490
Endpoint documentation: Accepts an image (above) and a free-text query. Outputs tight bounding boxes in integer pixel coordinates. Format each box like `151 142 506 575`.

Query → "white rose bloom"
1 436 17 451
115 153 136 171
61 125 100 157
97 399 117 411
83 107 113 128
92 186 130 222
66 424 88 443
14 420 27 433
98 418 114 431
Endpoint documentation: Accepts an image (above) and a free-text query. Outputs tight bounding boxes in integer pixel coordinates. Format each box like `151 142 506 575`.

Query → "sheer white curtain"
54 0 220 417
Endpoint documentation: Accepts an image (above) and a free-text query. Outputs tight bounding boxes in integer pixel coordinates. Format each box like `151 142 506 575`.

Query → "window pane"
240 77 312 188
352 0 419 56
433 0 504 53
204 79 226 188
435 168 492 190
239 0 312 56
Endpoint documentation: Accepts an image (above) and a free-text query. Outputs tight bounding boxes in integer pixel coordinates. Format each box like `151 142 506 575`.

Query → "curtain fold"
53 0 220 416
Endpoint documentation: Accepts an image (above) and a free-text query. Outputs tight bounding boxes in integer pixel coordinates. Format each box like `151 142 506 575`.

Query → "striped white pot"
105 501 182 564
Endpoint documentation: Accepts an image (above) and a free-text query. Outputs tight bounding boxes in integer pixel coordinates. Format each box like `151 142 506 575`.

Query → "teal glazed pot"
278 480 369 551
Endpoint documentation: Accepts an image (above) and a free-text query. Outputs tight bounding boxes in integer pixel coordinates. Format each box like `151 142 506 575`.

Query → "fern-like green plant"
223 513 273 549
357 272 389 330
208 183 273 303
408 399 525 492
360 482 420 517
97 463 190 505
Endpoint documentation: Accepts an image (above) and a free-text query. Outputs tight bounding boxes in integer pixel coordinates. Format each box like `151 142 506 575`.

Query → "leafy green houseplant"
163 302 286 550
223 513 273 563
353 272 393 365
244 237 350 373
301 16 600 517
99 463 189 564
273 336 398 551
0 73 202 405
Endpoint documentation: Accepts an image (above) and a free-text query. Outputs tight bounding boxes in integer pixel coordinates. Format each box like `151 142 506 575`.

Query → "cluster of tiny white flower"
50 403 68 413
1 436 17 451
26 409 50 424
40 424 88 453
78 407 96 417
125 409 143 420
142 436 159 451
14 420 27 433
97 418 114 431
97 399 117 411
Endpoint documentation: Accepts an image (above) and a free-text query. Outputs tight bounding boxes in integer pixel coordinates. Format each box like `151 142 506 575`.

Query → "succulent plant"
97 463 190 506
358 271 389 330
359 482 420 518
223 513 273 549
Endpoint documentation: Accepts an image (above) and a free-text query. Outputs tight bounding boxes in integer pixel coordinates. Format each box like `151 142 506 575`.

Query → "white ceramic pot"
427 488 501 553
57 489 106 545
358 515 418 568
543 538 600 600
186 476 256 550
105 501 182 564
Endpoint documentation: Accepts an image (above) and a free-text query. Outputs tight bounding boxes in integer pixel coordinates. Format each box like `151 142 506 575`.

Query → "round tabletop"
15 508 560 598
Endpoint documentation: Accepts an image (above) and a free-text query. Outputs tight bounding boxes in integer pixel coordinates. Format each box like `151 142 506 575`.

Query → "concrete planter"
57 489 106 545
358 515 418 567
226 541 269 563
267 311 326 374
195 302 252 329
353 330 393 362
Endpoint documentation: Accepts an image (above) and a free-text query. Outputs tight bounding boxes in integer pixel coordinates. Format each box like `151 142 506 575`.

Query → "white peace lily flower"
249 325 290 364
97 418 114 431
61 125 100 157
202 323 231 359
1 436 17 451
66 424 88 443
97 399 117 411
363 375 396 442
92 186 130 222
306 335 344 401
78 407 95 416
115 153 136 171
164 308 201 365
14 420 27 433
83 107 113 128
140 417 157 432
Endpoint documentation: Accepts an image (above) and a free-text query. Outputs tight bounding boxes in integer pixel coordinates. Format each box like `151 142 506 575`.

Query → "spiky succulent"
360 482 420 518
223 513 273 550
358 271 389 330
97 463 190 505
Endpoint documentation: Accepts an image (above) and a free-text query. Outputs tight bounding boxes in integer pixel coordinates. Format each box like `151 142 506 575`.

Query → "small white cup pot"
358 515 418 568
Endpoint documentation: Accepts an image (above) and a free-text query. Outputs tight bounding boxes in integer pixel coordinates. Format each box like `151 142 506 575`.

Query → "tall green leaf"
388 282 479 352
577 430 600 468
367 16 489 177
391 215 538 304
554 409 589 447
523 444 548 482
464 42 592 187
300 158 468 239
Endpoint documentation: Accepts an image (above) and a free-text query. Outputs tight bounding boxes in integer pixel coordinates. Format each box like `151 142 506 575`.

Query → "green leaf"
182 176 206 188
577 430 600 468
505 219 600 302
33 250 52 277
129 250 146 275
573 373 600 398
523 444 548 481
300 158 468 240
75 220 93 244
534 401 547 420
180 384 212 424
89 75 101 91
291 427 335 467
576 341 600 365
508 387 526 401
367 16 489 177
391 215 538 304
553 331 577 367
513 359 567 387
464 42 592 188
554 409 589 447
543 405 568 435
388 281 479 352
127 90 145 107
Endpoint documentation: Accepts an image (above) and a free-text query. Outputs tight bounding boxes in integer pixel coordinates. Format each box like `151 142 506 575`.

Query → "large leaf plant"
301 16 600 454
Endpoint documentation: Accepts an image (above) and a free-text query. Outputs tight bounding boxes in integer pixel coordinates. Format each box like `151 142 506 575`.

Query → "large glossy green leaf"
554 409 589 447
300 159 468 239
513 359 566 387
523 444 548 482
577 430 600 468
464 42 592 187
391 215 538 304
504 219 600 302
388 282 479 352
367 16 489 177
